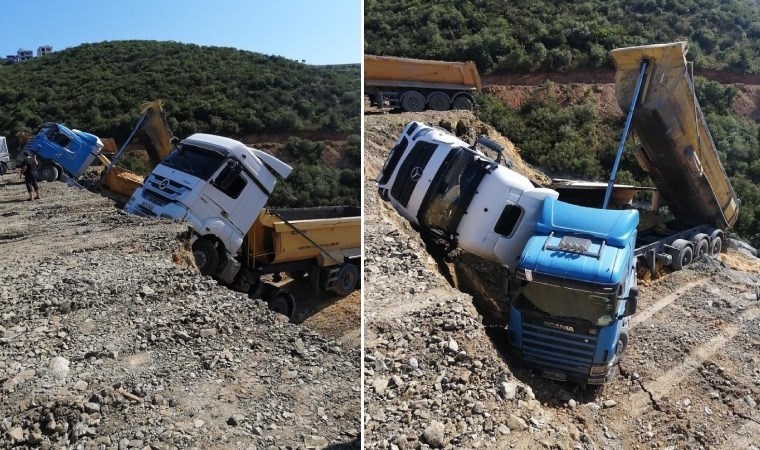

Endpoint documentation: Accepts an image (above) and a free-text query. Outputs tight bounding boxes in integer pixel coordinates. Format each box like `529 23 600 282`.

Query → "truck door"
202 159 261 236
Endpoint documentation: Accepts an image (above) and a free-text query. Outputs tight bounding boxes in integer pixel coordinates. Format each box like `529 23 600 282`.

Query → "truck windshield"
516 280 617 327
422 149 482 232
161 144 226 181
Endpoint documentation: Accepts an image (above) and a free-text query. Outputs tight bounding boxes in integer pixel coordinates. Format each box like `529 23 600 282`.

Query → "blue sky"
0 0 361 64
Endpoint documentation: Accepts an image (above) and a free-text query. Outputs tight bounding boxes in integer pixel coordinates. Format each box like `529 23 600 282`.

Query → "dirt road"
0 178 360 449
363 110 760 449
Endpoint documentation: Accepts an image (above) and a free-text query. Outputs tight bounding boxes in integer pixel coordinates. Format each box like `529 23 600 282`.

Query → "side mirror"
624 286 639 317
170 136 180 147
474 135 504 164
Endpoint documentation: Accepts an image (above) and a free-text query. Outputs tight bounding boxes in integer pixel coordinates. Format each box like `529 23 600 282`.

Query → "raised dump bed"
610 41 739 229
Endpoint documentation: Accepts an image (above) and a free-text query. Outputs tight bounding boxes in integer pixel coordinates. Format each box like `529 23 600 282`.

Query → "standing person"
18 152 41 201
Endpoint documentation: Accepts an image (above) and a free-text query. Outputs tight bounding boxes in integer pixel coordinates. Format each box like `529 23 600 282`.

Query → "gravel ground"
364 110 760 450
0 178 360 449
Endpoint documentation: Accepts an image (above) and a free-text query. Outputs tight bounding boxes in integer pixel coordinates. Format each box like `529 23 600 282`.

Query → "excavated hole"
418 232 606 401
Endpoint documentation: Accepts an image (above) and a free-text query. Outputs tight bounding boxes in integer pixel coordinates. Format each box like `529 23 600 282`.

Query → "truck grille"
142 188 171 206
521 322 596 378
390 141 437 208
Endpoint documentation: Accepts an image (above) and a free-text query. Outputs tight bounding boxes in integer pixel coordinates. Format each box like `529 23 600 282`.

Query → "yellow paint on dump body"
610 42 739 229
246 210 361 268
364 55 482 92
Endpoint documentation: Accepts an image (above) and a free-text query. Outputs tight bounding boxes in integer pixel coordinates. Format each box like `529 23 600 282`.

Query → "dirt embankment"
0 179 360 449
364 109 760 449
484 69 760 123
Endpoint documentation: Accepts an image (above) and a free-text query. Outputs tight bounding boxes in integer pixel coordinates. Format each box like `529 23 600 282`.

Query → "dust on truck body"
610 41 738 269
364 55 482 112
125 134 360 318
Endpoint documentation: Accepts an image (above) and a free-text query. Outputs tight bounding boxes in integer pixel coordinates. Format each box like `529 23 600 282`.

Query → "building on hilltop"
17 48 33 61
37 45 53 57
5 55 18 64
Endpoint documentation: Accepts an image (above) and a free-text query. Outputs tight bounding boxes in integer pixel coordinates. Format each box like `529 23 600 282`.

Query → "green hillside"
0 40 360 142
0 40 361 209
365 0 760 73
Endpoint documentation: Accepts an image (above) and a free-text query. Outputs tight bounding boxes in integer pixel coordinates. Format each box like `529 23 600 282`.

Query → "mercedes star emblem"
410 166 423 181
159 179 170 190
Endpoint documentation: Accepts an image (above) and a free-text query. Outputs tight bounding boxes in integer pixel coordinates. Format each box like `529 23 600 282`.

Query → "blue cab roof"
519 198 639 286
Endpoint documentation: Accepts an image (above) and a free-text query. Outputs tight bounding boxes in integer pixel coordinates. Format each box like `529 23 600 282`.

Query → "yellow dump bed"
610 42 739 229
246 206 361 267
364 55 481 92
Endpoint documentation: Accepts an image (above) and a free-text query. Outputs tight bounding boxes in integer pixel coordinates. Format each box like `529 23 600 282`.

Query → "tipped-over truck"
125 134 360 318
378 42 738 384
21 123 104 182
0 136 10 175
365 55 481 112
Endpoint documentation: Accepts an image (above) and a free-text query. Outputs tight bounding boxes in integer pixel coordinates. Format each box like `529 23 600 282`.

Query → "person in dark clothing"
19 153 41 201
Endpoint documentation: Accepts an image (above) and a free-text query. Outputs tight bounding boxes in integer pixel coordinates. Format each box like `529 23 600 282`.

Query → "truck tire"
672 240 693 271
38 164 59 182
335 263 359 296
192 238 219 276
427 91 450 111
0 162 6 176
266 289 296 320
400 91 425 112
694 239 709 258
452 95 474 110
614 331 629 364
710 230 723 256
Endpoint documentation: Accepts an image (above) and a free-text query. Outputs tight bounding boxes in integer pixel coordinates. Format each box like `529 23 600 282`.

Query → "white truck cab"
377 122 558 270
125 133 292 275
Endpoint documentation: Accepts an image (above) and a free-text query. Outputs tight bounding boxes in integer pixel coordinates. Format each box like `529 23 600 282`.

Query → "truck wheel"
427 92 450 111
38 164 59 182
672 240 693 271
266 290 296 319
452 96 474 110
335 263 359 296
614 331 629 364
694 239 709 258
0 162 6 175
400 91 425 112
710 236 722 256
192 238 219 276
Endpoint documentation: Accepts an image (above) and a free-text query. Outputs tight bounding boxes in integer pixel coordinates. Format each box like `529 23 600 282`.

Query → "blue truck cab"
508 198 640 384
23 123 103 181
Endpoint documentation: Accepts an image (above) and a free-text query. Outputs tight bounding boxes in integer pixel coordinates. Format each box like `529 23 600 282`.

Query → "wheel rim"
193 249 208 270
711 238 722 255
341 270 356 292
453 97 473 110
682 250 692 266
428 93 449 111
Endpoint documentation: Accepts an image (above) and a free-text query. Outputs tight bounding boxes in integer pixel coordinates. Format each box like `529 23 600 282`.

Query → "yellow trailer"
228 206 361 318
364 55 481 112
610 42 739 230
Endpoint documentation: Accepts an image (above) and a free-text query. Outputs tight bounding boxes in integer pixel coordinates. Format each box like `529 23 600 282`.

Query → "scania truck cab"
508 198 639 384
23 123 104 181
124 133 293 279
377 122 558 270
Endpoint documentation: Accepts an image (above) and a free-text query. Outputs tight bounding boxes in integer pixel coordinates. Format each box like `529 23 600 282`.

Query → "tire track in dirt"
629 305 760 413
630 280 703 329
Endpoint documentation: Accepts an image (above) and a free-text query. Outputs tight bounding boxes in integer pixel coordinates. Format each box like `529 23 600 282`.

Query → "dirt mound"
0 180 360 448
484 82 624 120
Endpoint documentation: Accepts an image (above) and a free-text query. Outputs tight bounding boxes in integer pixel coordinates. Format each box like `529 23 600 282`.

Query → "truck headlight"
589 363 613 376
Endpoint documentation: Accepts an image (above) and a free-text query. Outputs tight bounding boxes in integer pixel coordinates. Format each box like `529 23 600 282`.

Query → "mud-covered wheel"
266 289 296 319
335 263 359 296
672 240 693 271
452 95 474 110
710 235 723 256
0 162 7 176
614 331 629 364
192 238 219 276
694 239 709 258
427 91 450 111
38 164 59 182
400 91 425 112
